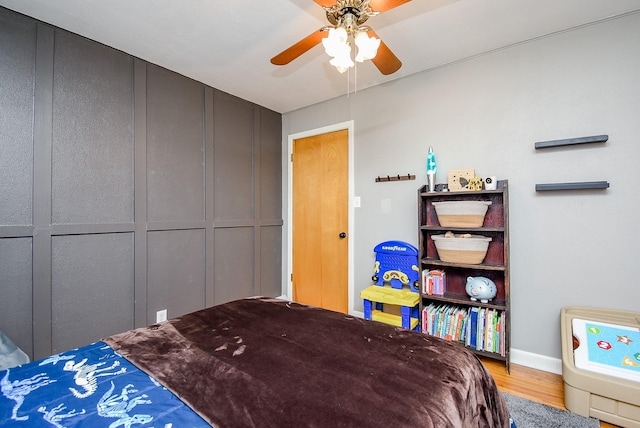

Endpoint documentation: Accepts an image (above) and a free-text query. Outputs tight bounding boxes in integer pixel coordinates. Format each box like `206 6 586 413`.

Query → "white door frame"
285 121 355 314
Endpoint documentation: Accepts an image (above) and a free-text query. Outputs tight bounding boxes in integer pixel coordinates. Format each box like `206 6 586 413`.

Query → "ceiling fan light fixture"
354 30 380 62
270 0 407 76
329 45 354 73
322 27 349 57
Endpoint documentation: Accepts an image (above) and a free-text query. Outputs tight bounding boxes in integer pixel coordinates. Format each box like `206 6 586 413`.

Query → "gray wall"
0 7 282 360
282 11 640 363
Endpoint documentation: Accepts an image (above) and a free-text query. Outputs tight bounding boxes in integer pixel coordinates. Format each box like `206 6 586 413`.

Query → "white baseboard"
510 348 562 375
281 297 563 376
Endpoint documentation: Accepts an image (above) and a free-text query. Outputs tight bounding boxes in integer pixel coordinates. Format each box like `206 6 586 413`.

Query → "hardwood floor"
481 358 619 428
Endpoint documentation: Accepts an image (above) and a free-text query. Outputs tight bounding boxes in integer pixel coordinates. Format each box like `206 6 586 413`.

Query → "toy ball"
465 276 497 303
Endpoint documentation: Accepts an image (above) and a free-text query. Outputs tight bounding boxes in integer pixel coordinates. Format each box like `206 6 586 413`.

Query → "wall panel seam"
32 21 55 359
133 58 148 328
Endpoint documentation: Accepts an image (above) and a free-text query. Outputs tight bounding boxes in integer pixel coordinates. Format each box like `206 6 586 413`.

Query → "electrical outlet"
354 196 361 208
156 309 167 323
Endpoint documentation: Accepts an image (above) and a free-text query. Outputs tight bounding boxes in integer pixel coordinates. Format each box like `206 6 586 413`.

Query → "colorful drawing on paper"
572 318 640 383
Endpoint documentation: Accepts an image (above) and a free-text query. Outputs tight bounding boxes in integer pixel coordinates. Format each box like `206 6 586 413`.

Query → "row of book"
421 303 506 356
421 269 446 295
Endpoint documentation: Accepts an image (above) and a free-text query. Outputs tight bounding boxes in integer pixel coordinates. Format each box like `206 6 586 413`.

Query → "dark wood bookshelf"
418 180 510 370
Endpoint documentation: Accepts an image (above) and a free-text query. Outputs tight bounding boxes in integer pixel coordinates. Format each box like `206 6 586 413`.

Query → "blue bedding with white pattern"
0 341 208 427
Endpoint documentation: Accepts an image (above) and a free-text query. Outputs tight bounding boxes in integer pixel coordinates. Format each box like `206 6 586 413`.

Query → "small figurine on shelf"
469 176 483 191
484 176 497 190
465 276 497 303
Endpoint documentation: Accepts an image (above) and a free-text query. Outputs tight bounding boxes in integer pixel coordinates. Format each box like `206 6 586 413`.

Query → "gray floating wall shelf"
535 181 610 191
535 134 608 149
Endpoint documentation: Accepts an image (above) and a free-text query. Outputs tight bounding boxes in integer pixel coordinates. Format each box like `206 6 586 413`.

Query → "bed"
1 297 512 427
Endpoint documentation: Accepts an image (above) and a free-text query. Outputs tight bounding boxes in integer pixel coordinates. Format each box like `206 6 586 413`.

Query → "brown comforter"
104 297 509 428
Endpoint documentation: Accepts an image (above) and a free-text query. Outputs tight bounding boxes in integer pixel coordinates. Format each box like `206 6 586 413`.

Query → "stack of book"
421 303 506 356
421 303 466 342
421 269 446 295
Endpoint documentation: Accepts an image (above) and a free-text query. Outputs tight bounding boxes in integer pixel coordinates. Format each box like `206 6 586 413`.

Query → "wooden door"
292 129 348 313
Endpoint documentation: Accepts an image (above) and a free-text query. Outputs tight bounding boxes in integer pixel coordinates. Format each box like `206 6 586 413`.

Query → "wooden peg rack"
375 174 415 183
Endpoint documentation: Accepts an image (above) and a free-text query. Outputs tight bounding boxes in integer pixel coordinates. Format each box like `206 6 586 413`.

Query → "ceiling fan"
271 0 411 75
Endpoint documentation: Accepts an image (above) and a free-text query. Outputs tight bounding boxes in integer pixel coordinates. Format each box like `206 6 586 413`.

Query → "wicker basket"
432 201 492 228
432 234 492 264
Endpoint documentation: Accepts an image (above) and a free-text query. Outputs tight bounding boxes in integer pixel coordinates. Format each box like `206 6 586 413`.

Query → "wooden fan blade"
367 30 402 75
369 0 412 13
271 29 327 65
314 0 412 11
313 0 335 6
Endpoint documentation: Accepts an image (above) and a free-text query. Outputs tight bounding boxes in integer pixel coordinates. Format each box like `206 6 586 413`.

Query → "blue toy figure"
371 240 420 292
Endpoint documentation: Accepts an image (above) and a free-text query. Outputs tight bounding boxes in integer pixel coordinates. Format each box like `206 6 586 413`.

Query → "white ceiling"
1 0 640 113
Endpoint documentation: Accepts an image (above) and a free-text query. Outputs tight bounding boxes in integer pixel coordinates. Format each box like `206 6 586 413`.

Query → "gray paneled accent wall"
0 10 35 228
0 6 282 360
259 108 284 298
51 234 134 354
52 30 134 226
147 229 206 324
0 239 32 352
147 64 205 224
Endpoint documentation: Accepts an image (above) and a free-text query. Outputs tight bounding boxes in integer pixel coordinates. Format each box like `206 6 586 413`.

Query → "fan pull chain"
346 61 358 98
354 61 357 95
348 64 351 98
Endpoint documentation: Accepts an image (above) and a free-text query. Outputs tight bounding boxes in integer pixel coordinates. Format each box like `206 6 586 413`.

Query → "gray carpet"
504 392 600 428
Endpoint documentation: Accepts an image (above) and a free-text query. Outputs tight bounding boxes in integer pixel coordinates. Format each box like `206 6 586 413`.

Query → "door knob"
339 232 347 239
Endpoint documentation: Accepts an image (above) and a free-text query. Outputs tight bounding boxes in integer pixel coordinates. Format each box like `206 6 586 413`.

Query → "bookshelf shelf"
418 180 510 371
420 258 507 271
